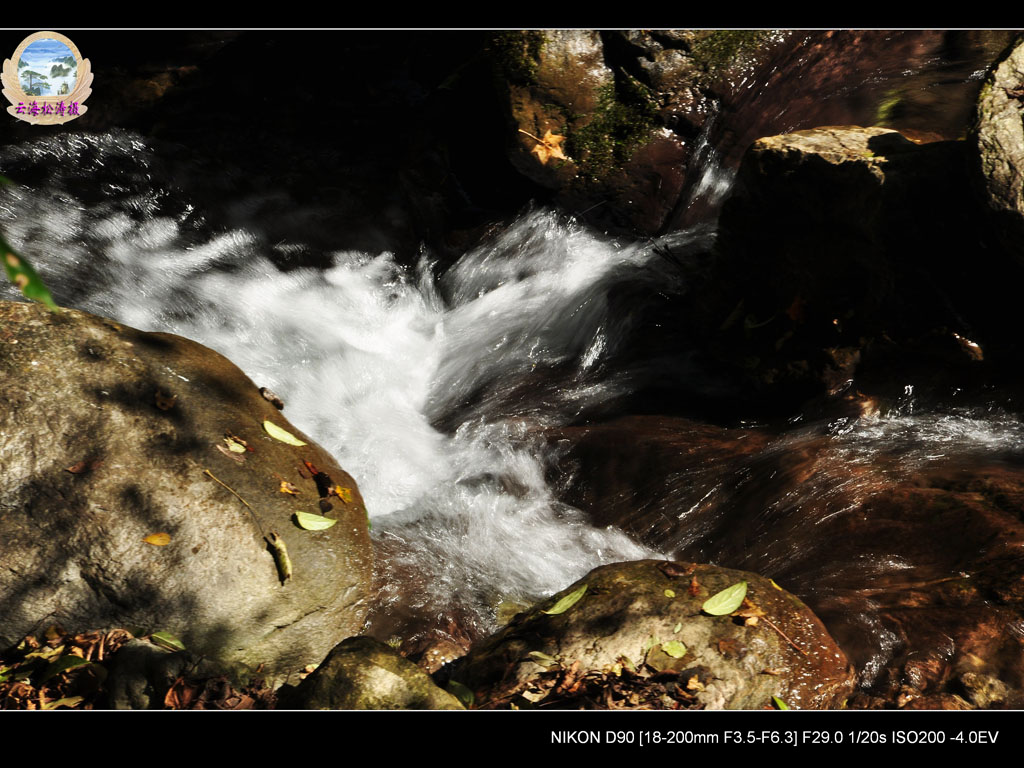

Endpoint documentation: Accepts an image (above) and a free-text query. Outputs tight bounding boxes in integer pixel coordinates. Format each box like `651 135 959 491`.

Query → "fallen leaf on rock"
154 391 177 411
224 436 247 453
664 589 676 598
279 481 300 495
41 655 92 682
266 531 292 582
519 128 568 165
143 532 172 546
318 498 333 514
658 561 692 579
688 575 700 596
294 511 337 531
333 486 353 503
528 651 560 668
259 387 285 410
446 679 474 708
40 695 84 710
263 420 306 446
149 631 186 652
541 584 587 615
216 444 246 463
65 458 103 474
702 581 748 616
661 641 687 659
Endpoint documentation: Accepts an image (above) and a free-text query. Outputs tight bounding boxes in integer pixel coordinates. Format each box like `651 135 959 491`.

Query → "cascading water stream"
3 35 1023 691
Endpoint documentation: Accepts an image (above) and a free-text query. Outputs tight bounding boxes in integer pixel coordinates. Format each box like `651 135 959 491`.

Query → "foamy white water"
0 131 661 633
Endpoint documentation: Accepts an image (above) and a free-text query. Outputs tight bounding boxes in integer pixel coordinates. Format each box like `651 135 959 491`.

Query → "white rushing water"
0 130 662 634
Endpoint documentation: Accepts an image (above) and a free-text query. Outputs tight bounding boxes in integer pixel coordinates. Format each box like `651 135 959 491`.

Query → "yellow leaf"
519 128 568 165
279 481 300 495
143 532 172 546
262 420 307 446
224 436 247 453
334 486 353 503
294 511 338 531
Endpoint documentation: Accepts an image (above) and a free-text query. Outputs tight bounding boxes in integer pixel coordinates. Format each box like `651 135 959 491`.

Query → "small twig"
761 616 809 658
203 468 265 534
517 128 546 145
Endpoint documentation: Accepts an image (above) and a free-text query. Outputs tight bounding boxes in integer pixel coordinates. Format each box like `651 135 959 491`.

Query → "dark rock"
0 301 373 680
450 560 854 709
104 638 223 709
283 636 464 710
699 124 1015 410
544 413 1024 708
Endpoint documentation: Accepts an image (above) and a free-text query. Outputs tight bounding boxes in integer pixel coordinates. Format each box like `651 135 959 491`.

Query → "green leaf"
41 695 84 710
702 581 748 615
528 650 560 667
673 622 682 634
1 235 59 312
150 631 186 652
541 584 587 615
294 510 338 531
446 679 474 708
41 655 91 682
772 696 790 710
262 420 306 446
664 589 676 598
661 640 687 659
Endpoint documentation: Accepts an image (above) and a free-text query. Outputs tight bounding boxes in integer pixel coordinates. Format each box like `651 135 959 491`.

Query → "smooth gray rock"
0 301 373 680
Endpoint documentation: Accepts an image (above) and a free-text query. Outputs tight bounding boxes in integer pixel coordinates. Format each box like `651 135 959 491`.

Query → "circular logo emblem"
2 31 92 125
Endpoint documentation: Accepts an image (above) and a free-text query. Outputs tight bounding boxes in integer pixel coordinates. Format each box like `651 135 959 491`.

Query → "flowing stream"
2 36 1021 687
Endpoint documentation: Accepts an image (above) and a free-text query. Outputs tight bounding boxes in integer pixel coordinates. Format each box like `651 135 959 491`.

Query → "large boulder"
448 560 854 709
0 301 373 679
972 34 1024 260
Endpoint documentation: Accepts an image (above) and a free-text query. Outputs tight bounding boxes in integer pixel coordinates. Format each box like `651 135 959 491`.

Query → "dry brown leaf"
65 459 103 474
520 128 568 165
216 443 246 463
154 391 177 411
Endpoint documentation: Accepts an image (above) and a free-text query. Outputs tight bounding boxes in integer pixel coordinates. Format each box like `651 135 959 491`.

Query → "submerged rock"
0 301 373 680
283 636 464 710
449 560 854 709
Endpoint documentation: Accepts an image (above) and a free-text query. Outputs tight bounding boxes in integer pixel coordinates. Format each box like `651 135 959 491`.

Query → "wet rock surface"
449 560 854 709
0 301 373 680
545 414 1024 708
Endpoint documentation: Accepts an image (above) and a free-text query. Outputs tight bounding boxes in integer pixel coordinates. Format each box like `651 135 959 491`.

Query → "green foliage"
490 31 544 84
567 75 659 180
0 174 59 312
689 30 773 74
